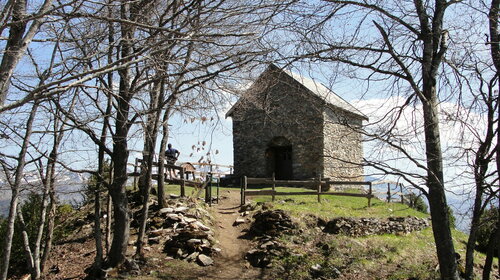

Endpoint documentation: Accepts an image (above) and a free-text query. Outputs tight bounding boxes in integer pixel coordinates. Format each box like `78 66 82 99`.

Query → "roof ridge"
226 63 368 121
274 64 368 120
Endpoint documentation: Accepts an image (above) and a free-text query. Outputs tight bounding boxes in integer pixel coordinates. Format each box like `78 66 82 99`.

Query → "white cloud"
352 97 489 191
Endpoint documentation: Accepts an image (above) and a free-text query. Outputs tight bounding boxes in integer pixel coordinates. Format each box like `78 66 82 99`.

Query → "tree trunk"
92 48 114 271
0 0 27 103
106 182 129 267
104 2 114 257
157 105 170 209
106 70 132 267
464 77 496 279
38 93 74 277
135 81 162 257
484 1 500 278
0 101 39 280
91 119 112 274
40 185 56 274
490 0 500 276
16 210 35 275
35 122 64 278
106 98 131 267
415 0 458 276
93 182 103 270
32 175 49 279
482 213 499 280
422 97 459 280
106 194 112 255
105 0 136 267
464 192 484 280
0 189 20 280
0 0 53 104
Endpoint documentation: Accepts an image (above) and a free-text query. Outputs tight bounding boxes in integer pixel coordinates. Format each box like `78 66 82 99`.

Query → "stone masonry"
323 107 364 181
226 64 367 181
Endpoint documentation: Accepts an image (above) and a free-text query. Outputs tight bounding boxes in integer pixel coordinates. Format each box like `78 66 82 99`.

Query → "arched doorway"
266 137 293 180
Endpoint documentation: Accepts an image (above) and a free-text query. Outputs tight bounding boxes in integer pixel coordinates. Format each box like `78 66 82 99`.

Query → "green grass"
152 184 497 279
267 227 443 280
249 186 428 220
244 186 499 280
268 222 490 280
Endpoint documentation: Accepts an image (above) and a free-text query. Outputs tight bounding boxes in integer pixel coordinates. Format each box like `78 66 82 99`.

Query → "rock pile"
249 209 296 237
136 199 218 266
245 236 287 268
239 202 257 213
323 216 429 236
245 210 296 268
162 228 219 266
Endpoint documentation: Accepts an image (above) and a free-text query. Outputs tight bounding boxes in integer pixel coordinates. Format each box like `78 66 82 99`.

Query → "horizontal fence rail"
370 182 411 204
240 175 374 207
129 158 233 200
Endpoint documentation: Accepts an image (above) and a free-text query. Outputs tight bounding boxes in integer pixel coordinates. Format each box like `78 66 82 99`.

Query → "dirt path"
199 189 266 280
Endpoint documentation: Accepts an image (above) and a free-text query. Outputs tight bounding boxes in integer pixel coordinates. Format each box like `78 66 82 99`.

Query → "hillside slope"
26 187 499 280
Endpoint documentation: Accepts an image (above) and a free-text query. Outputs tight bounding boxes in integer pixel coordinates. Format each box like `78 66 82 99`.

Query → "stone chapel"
226 64 368 181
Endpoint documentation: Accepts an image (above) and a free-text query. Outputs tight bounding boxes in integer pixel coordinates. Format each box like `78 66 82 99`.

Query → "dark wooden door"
274 146 292 180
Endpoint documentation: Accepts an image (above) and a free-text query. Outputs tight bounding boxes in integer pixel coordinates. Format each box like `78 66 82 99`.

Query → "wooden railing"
130 158 190 197
129 158 223 203
370 181 406 204
240 175 374 207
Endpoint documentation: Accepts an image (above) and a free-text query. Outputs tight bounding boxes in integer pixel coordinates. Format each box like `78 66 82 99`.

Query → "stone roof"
226 64 368 121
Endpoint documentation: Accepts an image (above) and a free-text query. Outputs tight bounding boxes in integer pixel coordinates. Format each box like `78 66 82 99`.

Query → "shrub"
448 206 456 229
0 192 75 277
82 160 112 204
404 193 428 214
476 207 498 253
0 193 42 276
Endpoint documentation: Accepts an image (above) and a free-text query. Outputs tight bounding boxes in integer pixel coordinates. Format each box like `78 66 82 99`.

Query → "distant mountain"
0 171 88 218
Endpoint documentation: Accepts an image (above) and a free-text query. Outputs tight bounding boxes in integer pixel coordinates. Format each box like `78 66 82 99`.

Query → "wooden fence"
129 158 221 203
189 162 233 177
130 158 196 198
369 181 412 204
381 182 404 204
240 175 374 207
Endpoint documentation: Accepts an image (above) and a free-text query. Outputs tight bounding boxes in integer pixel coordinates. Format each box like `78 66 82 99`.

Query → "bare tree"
135 79 162 258
1 0 296 273
456 68 498 280
0 27 69 277
482 0 500 278
133 0 295 259
275 1 465 278
453 59 499 279
0 101 39 280
0 0 54 104
38 95 77 275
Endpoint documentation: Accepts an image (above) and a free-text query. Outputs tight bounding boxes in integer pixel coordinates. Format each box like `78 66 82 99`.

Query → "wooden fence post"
272 173 276 202
387 183 391 203
158 158 165 206
133 158 139 191
242 176 247 205
180 167 186 198
209 173 213 206
368 182 372 207
205 174 208 203
216 176 220 204
400 183 404 204
317 174 322 203
240 176 244 206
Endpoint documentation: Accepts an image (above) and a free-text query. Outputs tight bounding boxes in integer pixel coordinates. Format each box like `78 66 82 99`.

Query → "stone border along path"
199 189 266 280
